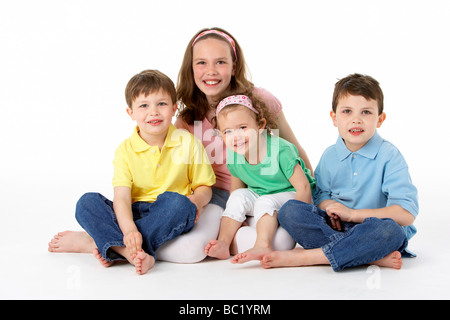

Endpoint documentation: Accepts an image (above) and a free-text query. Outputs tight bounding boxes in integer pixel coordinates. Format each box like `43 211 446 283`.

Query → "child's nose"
352 116 362 123
234 132 244 142
206 64 218 75
147 105 160 115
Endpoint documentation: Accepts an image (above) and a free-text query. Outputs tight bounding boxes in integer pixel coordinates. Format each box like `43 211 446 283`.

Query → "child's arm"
289 164 312 204
277 112 314 176
113 186 142 257
187 185 212 222
325 202 415 229
230 175 246 193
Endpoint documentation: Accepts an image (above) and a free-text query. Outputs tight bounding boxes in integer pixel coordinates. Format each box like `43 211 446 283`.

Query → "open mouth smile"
148 120 163 126
349 128 364 135
203 80 221 87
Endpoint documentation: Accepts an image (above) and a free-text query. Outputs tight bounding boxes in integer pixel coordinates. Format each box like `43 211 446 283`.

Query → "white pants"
223 188 297 223
155 189 296 263
223 188 296 252
156 203 222 263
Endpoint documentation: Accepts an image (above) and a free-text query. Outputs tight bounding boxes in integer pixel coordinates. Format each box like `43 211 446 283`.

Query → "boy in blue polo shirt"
261 73 419 271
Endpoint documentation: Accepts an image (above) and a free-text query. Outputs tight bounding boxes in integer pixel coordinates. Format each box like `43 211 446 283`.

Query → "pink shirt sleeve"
252 87 283 116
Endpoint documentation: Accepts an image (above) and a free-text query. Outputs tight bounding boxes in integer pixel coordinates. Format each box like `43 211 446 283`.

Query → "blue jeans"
278 200 408 271
75 192 197 261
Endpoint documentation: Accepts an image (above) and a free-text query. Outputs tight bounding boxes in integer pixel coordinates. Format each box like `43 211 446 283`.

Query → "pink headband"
216 95 259 118
192 30 237 59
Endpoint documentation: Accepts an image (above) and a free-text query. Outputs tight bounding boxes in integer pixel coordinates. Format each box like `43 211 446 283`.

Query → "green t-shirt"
227 134 315 196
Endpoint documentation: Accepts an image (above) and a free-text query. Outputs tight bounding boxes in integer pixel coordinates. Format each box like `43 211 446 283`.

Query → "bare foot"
48 231 95 253
93 249 114 268
231 247 272 264
260 248 307 269
133 250 155 275
370 251 402 270
204 239 230 260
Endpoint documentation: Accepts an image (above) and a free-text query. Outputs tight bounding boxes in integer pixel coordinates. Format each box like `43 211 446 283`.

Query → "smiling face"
192 38 236 105
331 94 386 152
217 105 266 163
127 89 177 147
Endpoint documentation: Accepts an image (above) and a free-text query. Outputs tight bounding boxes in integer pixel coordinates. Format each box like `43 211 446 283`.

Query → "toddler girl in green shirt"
204 91 315 263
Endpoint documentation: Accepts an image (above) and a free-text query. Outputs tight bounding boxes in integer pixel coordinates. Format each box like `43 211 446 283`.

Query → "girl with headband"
204 92 315 264
171 27 314 261
49 27 314 264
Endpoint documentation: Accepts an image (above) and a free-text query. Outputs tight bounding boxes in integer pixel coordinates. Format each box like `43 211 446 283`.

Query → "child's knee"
171 192 196 211
75 193 101 216
278 200 305 224
75 192 105 227
364 217 406 247
157 192 197 222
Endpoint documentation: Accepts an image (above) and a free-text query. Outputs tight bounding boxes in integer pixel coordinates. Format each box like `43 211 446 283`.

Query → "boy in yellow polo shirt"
75 70 215 275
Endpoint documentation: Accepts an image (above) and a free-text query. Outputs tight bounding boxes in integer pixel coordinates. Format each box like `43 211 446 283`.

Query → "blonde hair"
177 27 253 124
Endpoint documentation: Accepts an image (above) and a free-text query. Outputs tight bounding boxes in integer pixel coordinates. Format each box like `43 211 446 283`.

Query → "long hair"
177 27 254 124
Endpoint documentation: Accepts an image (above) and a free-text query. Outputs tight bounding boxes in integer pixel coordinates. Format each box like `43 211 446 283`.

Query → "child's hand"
187 194 201 223
325 202 354 230
123 230 143 258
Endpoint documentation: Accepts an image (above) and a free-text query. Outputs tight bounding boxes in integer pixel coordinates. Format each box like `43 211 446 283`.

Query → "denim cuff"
103 241 126 261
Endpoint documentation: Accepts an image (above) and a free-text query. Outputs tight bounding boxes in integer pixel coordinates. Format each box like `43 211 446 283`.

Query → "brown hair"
177 27 254 124
332 73 384 114
125 69 176 108
212 90 278 134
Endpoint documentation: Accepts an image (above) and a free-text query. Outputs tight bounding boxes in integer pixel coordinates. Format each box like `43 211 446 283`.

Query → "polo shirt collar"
130 124 181 152
336 131 384 161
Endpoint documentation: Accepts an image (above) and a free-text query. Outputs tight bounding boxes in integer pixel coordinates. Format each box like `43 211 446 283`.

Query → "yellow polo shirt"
112 124 215 203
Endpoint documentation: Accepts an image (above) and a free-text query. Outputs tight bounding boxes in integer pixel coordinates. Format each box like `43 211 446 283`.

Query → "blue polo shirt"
313 131 419 240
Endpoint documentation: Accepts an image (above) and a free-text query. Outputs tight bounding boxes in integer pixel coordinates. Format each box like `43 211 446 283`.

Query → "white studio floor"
1 177 449 301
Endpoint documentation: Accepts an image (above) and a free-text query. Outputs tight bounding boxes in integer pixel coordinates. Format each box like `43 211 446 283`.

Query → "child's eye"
239 126 247 131
158 102 168 106
362 110 372 115
140 104 148 108
342 109 351 114
223 129 233 135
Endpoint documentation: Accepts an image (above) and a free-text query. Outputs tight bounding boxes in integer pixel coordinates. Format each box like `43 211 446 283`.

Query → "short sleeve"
112 142 132 188
382 150 419 217
253 87 282 116
278 143 301 179
189 134 216 190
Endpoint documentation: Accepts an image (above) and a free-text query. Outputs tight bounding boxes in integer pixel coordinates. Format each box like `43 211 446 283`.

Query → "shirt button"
353 154 357 158
157 163 161 168
152 150 156 154
353 172 358 176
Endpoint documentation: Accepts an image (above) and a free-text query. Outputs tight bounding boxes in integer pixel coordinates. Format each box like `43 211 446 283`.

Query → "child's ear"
258 118 267 133
172 102 178 116
126 107 135 120
377 112 386 128
330 110 338 127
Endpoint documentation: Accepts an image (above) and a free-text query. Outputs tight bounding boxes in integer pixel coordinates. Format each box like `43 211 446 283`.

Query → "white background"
1 0 449 299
